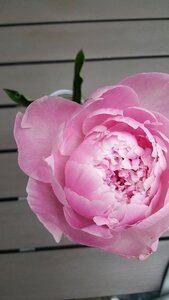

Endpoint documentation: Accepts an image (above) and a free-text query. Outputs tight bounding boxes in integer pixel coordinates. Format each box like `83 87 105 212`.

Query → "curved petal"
88 85 139 109
120 72 169 118
138 200 169 236
27 178 64 242
14 96 80 182
65 160 105 199
123 107 157 124
82 224 112 239
63 206 93 229
45 152 69 205
102 226 159 259
82 108 122 135
119 203 148 227
154 112 169 140
65 188 109 219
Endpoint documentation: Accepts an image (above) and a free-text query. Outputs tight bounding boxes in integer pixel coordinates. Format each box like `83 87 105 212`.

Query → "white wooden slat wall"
0 1 169 299
0 0 169 24
1 21 169 63
1 242 169 300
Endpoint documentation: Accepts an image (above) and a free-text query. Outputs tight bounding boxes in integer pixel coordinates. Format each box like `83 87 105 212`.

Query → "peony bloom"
14 73 169 259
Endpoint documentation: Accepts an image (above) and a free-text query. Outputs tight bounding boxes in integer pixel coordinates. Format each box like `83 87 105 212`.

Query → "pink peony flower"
14 73 169 259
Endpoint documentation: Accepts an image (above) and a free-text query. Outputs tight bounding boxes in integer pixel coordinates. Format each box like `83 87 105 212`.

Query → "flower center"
94 132 153 204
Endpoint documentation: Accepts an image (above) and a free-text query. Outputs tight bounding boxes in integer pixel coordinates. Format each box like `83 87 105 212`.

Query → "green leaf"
3 88 32 107
72 49 85 104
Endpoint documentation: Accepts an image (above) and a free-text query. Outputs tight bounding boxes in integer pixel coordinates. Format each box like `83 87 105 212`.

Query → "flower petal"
102 226 159 260
82 224 112 239
63 206 93 229
88 85 139 109
14 96 80 182
120 72 169 118
154 112 169 140
27 178 64 243
123 107 157 124
82 108 122 135
65 160 104 199
65 188 109 219
138 200 169 236
119 203 148 227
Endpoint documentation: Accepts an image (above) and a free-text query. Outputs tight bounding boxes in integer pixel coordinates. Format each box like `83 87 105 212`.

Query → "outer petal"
27 178 64 242
137 200 169 236
14 96 80 182
120 72 169 118
102 226 159 259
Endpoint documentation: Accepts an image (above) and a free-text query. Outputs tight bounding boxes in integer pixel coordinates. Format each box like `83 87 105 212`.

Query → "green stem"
72 50 85 104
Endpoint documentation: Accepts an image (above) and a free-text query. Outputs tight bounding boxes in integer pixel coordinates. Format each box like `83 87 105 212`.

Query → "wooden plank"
0 107 25 150
0 153 27 198
1 21 169 63
0 0 169 24
1 57 169 106
0 241 169 300
0 200 72 250
0 199 168 250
